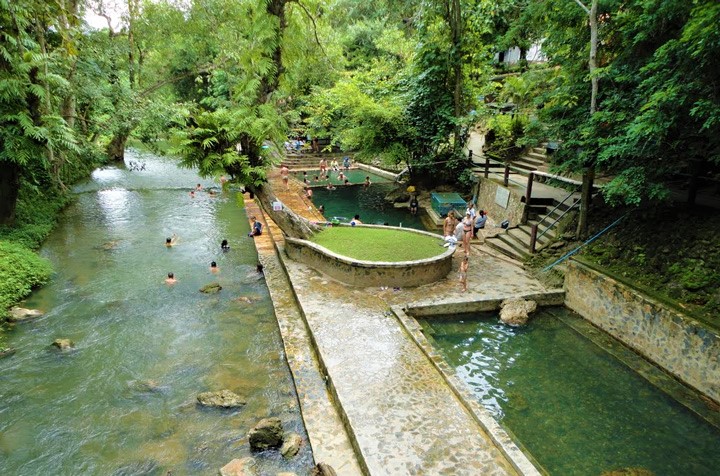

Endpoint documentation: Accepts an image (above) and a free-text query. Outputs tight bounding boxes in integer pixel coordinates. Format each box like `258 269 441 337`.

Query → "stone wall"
475 177 526 228
565 260 720 404
284 226 453 287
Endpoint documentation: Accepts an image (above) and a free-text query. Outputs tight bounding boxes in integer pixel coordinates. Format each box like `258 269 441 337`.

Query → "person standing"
465 202 476 220
462 212 473 255
409 195 419 215
444 212 457 237
459 256 469 292
280 165 289 189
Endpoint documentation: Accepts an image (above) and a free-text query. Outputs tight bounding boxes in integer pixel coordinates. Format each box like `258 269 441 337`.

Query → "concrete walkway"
247 171 552 474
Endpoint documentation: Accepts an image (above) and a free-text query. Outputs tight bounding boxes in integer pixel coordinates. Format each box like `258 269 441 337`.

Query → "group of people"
440 202 490 292
163 236 231 285
189 183 218 198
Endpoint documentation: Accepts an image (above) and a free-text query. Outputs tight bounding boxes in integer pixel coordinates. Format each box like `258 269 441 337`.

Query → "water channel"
419 307 720 475
0 150 312 475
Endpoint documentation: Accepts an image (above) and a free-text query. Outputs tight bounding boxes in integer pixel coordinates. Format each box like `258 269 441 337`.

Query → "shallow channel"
0 149 312 475
419 307 720 475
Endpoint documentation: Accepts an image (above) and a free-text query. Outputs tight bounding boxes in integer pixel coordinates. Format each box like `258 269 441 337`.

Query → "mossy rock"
199 282 222 294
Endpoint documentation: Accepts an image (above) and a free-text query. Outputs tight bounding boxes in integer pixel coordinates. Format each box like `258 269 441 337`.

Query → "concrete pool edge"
285 225 454 287
391 291 567 476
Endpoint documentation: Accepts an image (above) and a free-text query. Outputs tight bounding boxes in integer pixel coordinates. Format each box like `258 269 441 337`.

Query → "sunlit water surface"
419 307 720 476
0 149 312 475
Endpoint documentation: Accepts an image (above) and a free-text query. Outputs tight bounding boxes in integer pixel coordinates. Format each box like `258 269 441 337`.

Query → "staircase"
485 194 579 261
510 144 550 174
282 152 354 170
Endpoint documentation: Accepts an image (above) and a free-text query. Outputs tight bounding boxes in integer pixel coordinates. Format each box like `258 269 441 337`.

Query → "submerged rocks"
499 298 537 327
248 417 283 451
220 457 256 476
52 339 75 350
310 463 338 476
196 389 246 408
280 432 303 458
0 347 16 358
8 307 43 322
199 282 222 294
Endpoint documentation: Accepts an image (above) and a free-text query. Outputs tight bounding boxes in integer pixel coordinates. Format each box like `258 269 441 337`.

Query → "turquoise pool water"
293 168 393 187
311 182 429 230
419 307 720 475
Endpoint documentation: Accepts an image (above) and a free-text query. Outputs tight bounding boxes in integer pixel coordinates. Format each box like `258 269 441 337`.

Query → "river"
0 149 312 475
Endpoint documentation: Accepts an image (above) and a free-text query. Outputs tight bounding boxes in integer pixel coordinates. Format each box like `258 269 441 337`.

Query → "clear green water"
419 307 720 476
292 168 392 187
0 149 311 475
312 182 429 230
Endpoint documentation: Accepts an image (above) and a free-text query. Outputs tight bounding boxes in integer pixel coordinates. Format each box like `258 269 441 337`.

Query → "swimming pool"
293 168 393 187
418 307 720 475
311 182 430 231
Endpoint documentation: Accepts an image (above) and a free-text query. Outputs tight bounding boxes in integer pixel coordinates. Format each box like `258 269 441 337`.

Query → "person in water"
165 233 178 247
210 261 219 273
221 239 230 251
165 272 177 284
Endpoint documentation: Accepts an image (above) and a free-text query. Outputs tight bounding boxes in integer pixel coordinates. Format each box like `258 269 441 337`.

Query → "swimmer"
221 239 230 251
189 190 195 198
165 233 178 247
363 176 371 188
210 261 219 273
195 183 203 191
165 272 177 285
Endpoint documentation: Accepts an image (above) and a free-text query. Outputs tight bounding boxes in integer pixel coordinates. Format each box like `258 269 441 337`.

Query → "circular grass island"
310 226 444 262
284 224 454 287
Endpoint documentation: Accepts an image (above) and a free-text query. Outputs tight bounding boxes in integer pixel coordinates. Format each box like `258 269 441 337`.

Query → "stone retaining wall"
475 177 525 227
565 260 720 403
284 226 453 287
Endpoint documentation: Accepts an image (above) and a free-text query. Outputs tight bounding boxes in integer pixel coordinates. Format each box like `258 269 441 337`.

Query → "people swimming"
210 261 219 273
165 233 178 247
221 239 230 251
165 272 177 284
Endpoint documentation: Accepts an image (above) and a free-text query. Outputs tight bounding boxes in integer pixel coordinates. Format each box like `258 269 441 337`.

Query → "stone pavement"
247 171 552 474
244 198 363 474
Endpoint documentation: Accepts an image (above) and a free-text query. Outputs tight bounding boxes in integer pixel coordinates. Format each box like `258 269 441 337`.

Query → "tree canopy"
1 0 718 226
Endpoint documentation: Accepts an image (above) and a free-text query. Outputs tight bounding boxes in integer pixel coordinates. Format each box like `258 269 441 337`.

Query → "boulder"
52 339 74 350
499 299 537 327
220 457 256 476
600 468 655 476
8 307 43 322
310 463 338 476
196 389 246 408
248 417 283 451
0 347 16 359
280 433 302 458
200 282 222 294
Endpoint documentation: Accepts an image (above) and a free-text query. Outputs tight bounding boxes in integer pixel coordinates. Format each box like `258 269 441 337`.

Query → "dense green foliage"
0 241 53 313
311 226 443 261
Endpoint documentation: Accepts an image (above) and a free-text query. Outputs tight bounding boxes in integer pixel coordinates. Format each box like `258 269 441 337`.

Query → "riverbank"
526 202 720 330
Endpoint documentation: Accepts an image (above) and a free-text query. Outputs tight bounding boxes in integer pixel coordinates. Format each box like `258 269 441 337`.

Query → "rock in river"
8 307 43 322
52 339 75 350
196 389 246 408
248 417 283 451
499 298 537 327
220 457 256 476
200 282 222 294
280 432 303 458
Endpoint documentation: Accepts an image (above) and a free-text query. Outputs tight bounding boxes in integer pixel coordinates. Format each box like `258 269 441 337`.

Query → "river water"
0 150 312 475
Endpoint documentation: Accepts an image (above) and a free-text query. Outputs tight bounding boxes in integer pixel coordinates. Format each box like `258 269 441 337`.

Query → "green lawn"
310 226 445 261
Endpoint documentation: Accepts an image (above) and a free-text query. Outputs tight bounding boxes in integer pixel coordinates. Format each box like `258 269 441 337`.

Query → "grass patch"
310 226 444 261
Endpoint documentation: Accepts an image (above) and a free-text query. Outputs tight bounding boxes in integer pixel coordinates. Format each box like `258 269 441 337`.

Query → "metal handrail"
536 197 581 242
534 188 580 235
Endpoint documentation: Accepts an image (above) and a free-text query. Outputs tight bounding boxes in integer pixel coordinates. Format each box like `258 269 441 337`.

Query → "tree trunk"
577 0 599 240
0 161 21 226
449 0 463 152
107 133 129 161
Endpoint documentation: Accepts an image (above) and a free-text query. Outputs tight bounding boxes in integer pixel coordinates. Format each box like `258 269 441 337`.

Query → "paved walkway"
247 171 552 474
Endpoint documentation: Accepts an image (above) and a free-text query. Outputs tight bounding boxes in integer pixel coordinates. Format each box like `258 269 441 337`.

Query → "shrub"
0 241 53 312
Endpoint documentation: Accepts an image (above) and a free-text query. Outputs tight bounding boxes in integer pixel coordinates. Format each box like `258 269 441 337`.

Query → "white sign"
495 187 510 208
272 200 283 211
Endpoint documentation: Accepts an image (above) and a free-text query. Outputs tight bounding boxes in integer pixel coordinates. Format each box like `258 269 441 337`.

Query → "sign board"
272 200 283 211
495 187 510 208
